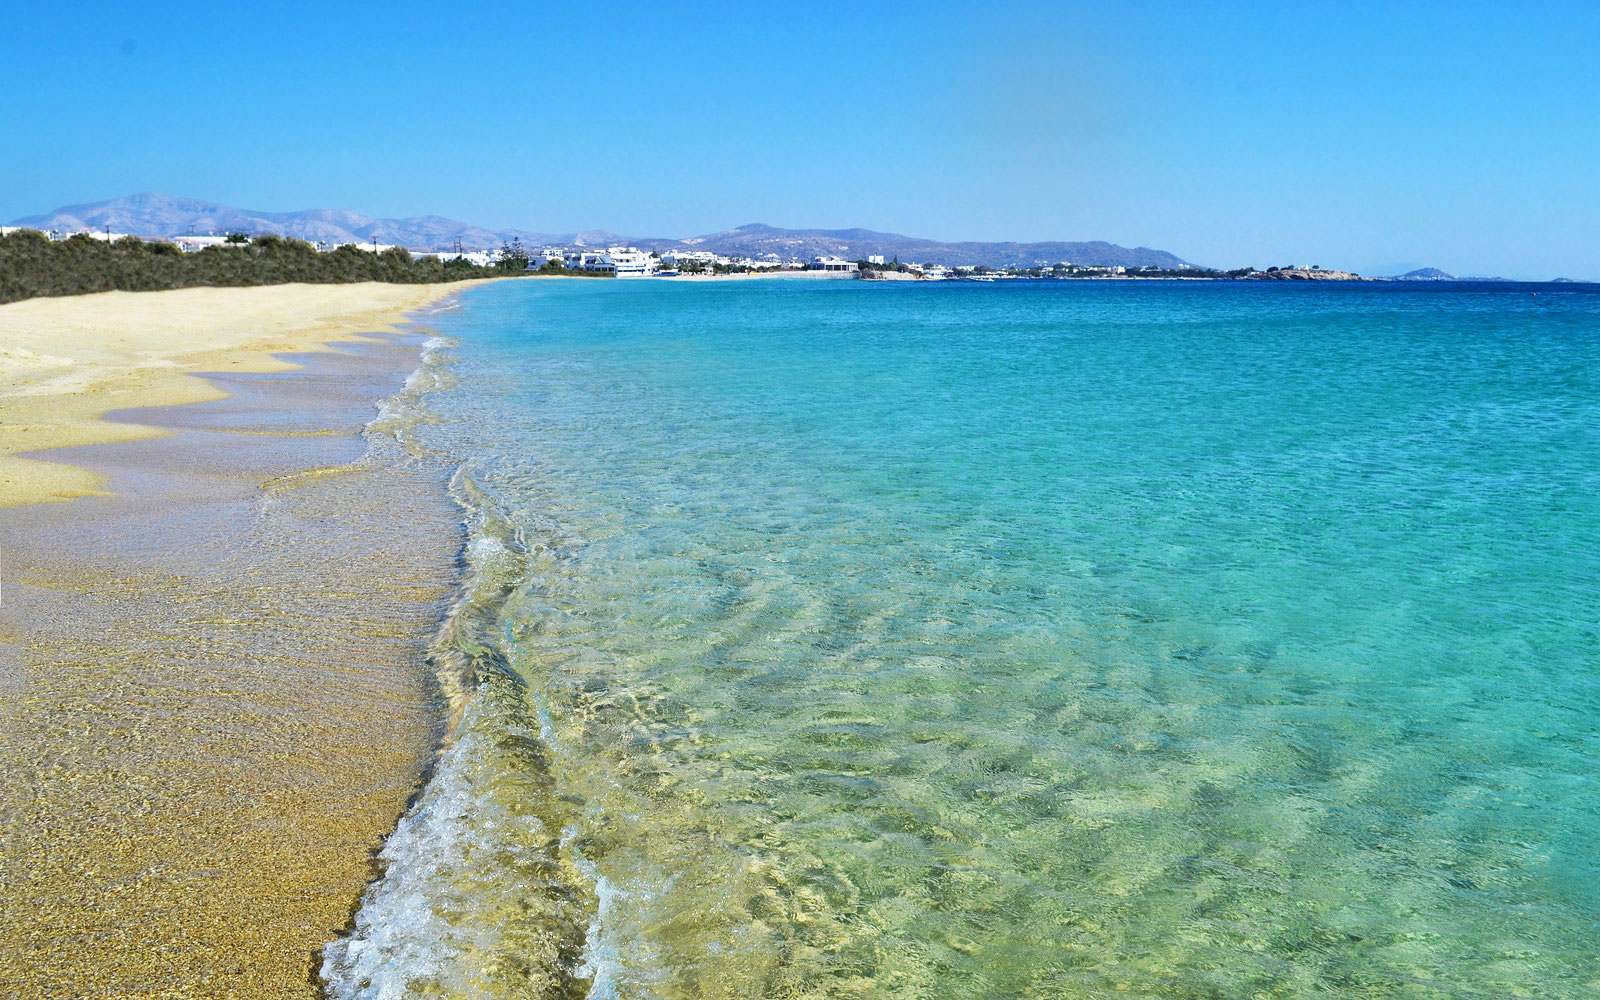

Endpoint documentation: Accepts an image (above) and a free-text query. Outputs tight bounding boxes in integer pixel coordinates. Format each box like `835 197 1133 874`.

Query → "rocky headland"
1244 268 1369 281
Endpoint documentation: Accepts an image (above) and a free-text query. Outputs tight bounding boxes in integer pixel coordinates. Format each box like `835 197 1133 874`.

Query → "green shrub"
0 229 503 304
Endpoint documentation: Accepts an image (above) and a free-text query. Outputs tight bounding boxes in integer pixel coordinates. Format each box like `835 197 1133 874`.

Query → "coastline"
521 270 859 282
0 282 478 996
657 270 859 281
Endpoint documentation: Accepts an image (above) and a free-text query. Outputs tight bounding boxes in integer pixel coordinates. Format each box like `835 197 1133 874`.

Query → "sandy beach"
0 281 479 996
0 282 484 508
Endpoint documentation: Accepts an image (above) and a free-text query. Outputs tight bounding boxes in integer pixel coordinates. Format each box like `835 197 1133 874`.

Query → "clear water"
325 279 1600 999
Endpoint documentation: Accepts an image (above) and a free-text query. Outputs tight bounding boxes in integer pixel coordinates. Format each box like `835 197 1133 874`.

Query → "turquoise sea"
324 279 1599 999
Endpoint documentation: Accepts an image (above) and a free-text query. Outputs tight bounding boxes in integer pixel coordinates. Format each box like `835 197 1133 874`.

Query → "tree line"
0 230 512 305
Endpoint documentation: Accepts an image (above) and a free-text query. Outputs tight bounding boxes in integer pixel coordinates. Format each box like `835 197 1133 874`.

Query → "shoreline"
520 270 858 281
0 282 476 996
0 280 496 508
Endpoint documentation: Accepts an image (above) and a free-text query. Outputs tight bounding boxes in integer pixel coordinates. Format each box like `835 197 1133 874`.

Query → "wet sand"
0 294 470 996
0 281 483 507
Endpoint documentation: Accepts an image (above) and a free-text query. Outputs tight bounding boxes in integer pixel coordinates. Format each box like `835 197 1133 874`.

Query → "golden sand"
0 282 483 996
0 281 488 507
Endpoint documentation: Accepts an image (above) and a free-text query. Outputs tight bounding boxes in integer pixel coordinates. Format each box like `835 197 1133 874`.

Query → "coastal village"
0 223 1368 281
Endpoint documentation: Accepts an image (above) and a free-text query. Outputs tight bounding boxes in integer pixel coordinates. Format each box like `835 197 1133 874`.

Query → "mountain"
633 223 1192 269
1387 268 1519 282
10 194 1195 267
7 193 622 250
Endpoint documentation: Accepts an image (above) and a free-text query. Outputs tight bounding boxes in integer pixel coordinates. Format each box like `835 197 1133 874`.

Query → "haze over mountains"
1390 267 1517 282
9 193 615 253
10 193 1193 269
659 223 1190 269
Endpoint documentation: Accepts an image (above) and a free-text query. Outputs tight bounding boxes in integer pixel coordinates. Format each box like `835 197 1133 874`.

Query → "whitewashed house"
570 247 657 276
171 235 237 252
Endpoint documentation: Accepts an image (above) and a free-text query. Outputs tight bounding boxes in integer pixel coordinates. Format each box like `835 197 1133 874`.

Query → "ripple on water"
326 279 1600 999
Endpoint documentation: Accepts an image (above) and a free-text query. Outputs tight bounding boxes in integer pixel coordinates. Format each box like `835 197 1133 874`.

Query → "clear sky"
4 3 1597 278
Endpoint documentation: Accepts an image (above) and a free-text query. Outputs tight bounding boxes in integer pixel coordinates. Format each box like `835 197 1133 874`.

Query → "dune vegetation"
0 230 503 304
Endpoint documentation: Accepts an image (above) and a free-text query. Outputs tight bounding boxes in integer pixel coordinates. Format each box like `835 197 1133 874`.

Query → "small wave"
365 334 459 459
322 467 596 999
255 327 456 523
571 849 631 1000
320 321 603 997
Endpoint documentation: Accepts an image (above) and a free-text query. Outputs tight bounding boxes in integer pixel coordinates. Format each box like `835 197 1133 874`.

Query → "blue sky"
3 3 1597 278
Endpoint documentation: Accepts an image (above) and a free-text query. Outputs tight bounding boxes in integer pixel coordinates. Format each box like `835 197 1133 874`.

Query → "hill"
636 223 1191 269
7 193 623 251
10 195 1194 268
1388 268 1517 282
1244 268 1367 282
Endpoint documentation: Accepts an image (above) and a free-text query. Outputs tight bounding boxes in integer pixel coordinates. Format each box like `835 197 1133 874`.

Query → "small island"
1241 266 1368 281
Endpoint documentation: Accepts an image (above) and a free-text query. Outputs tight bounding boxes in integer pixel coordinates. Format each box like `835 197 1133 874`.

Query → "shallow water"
326 279 1600 999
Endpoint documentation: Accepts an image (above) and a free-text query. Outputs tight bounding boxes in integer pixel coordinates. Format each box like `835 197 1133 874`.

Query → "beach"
5 277 1598 999
0 282 485 508
0 282 478 996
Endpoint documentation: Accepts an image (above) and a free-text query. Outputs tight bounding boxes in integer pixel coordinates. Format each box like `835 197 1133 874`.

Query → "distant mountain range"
9 193 1194 269
635 222 1191 269
8 192 617 251
1391 267 1456 280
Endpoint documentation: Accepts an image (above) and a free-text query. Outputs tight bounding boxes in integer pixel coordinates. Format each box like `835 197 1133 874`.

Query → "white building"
412 250 495 266
171 235 238 252
21 228 138 242
50 228 136 242
664 250 718 265
610 247 657 276
809 255 859 272
867 254 885 265
570 246 658 276
307 240 398 253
